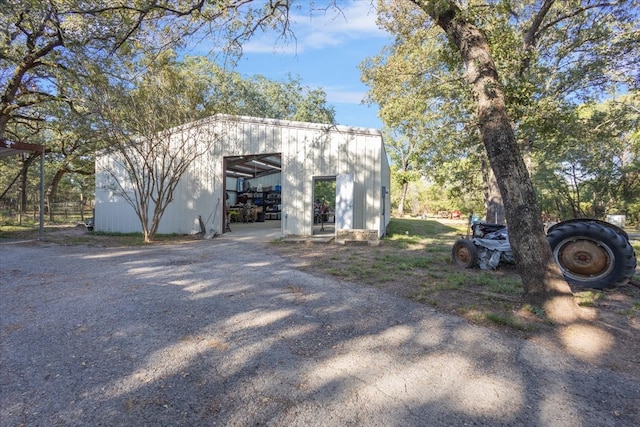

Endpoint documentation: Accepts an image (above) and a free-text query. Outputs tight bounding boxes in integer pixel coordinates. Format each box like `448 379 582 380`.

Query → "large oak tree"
408 0 582 321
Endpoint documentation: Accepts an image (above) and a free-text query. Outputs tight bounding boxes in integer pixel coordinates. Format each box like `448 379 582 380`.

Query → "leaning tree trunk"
415 1 582 322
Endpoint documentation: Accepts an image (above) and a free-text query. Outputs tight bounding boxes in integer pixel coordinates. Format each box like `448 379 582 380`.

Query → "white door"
335 173 354 230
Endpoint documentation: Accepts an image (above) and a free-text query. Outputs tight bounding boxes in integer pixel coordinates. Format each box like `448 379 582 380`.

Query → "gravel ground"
1 237 639 426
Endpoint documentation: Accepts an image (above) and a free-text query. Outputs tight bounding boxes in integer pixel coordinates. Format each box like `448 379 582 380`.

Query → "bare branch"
538 1 622 36
519 0 555 77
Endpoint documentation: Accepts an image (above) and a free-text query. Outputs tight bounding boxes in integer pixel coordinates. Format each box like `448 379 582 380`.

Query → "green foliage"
184 58 335 123
362 1 640 224
1 0 335 228
313 180 336 207
389 169 483 217
531 93 640 223
445 271 468 289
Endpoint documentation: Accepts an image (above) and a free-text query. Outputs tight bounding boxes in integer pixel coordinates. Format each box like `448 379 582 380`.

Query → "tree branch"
519 0 555 77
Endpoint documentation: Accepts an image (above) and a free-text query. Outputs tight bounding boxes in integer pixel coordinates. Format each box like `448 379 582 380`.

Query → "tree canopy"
1 0 334 228
362 0 640 223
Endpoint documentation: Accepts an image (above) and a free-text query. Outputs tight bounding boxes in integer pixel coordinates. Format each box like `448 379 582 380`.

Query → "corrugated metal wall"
95 114 389 237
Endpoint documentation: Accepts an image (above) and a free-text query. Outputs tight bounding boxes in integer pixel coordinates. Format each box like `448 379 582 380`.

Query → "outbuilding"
94 114 391 239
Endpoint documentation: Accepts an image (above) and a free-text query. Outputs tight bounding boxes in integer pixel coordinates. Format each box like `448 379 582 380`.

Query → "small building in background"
606 215 626 228
94 114 391 238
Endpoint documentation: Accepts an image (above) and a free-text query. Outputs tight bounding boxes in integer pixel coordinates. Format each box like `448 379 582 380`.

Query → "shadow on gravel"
1 240 638 425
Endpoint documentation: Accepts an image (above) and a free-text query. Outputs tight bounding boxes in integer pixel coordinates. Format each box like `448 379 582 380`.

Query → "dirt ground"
18 224 640 380
4 232 639 426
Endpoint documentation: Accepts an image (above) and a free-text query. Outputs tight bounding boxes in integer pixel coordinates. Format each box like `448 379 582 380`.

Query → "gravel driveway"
1 238 639 426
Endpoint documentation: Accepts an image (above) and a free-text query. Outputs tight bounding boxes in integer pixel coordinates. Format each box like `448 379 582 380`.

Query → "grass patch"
426 270 448 279
523 304 546 318
444 271 468 289
424 243 453 253
480 274 523 295
376 252 432 270
0 224 199 247
484 312 530 331
0 224 48 239
324 267 350 277
574 290 604 307
619 301 640 317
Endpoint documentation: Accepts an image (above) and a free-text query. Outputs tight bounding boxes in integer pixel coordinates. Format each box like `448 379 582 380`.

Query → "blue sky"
190 2 392 130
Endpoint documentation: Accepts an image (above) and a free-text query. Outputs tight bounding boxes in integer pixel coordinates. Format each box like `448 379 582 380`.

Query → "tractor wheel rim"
456 247 470 264
553 237 614 281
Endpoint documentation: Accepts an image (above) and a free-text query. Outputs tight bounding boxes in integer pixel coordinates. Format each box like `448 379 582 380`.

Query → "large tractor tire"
546 220 637 289
452 239 477 268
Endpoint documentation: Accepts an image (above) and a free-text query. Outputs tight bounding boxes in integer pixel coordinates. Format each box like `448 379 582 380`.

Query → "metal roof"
210 113 383 136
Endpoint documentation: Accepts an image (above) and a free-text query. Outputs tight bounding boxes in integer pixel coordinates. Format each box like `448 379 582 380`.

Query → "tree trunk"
18 153 38 216
481 157 505 224
48 168 67 221
140 200 151 243
416 1 582 322
398 181 409 216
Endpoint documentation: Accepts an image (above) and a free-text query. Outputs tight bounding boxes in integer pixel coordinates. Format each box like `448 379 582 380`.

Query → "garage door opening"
223 153 282 237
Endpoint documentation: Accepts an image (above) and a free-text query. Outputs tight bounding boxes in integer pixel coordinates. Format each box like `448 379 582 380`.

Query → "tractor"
452 218 637 290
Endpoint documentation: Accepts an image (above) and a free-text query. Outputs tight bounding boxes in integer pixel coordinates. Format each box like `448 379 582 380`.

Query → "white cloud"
309 2 382 32
304 31 342 49
242 1 387 54
324 86 368 104
241 39 299 54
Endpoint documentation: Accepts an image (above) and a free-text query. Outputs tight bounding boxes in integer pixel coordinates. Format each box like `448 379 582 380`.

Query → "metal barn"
94 114 391 238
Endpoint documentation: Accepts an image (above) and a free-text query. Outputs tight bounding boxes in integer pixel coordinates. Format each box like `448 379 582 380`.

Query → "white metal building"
94 114 391 238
